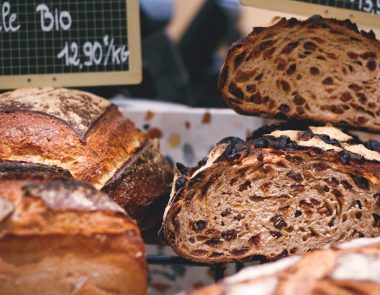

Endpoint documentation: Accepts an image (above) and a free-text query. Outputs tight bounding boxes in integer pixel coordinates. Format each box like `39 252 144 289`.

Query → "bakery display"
0 174 146 295
186 236 380 295
0 12 378 294
219 16 380 132
162 125 380 263
0 87 172 229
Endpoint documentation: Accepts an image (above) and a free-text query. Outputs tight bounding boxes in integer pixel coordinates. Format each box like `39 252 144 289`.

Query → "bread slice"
0 88 172 229
162 125 380 263
186 237 380 295
218 16 380 131
0 174 146 295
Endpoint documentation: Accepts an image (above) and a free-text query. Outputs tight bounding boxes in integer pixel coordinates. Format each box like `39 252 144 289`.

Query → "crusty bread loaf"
162 125 380 263
219 16 380 131
0 174 146 295
186 237 380 295
0 88 172 229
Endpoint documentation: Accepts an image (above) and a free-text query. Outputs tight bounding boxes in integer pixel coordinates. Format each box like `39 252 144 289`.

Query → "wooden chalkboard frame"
241 0 380 29
0 0 142 89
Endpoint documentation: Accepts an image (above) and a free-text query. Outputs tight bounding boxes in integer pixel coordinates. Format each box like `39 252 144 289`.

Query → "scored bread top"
0 88 111 141
0 87 147 189
249 124 380 165
219 16 380 131
0 88 172 227
0 174 138 238
264 126 380 162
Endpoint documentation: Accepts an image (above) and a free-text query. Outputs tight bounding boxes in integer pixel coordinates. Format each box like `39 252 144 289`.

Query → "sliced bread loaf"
219 16 380 131
162 125 380 263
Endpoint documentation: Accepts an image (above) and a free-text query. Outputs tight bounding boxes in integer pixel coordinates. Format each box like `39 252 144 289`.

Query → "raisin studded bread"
162 125 380 263
0 174 146 295
0 88 172 229
186 237 380 295
219 16 380 131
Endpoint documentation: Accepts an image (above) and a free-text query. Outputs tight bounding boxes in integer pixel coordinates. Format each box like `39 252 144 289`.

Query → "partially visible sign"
241 0 380 28
296 0 380 14
0 0 142 89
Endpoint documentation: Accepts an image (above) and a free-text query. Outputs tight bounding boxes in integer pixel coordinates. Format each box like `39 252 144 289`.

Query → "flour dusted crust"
265 126 380 161
219 16 380 132
25 179 125 214
0 198 14 224
0 88 111 141
0 175 146 295
162 125 380 263
187 237 380 295
0 88 172 228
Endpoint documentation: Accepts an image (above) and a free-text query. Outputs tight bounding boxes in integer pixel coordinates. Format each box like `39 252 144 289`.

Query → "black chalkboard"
294 0 380 14
0 0 142 89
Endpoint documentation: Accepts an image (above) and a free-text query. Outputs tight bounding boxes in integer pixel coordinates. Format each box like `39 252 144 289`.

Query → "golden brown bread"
185 237 380 295
0 174 146 295
219 16 380 131
190 238 380 295
162 125 380 263
0 88 172 229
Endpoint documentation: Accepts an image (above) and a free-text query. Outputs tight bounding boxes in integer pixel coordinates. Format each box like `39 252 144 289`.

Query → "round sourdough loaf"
0 174 146 295
0 88 172 229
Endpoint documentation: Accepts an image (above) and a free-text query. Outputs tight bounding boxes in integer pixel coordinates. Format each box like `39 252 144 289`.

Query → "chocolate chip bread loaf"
219 16 380 131
0 88 172 229
0 174 146 295
162 125 380 263
186 237 380 295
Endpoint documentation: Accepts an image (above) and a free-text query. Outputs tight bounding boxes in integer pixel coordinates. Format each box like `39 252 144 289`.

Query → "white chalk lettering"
57 37 129 68
1 1 21 32
36 3 72 32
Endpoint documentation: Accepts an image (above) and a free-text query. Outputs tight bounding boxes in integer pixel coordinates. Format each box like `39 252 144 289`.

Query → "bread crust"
0 88 172 228
0 88 111 141
186 237 380 295
162 126 380 263
102 139 173 229
0 175 146 295
0 160 72 177
219 16 380 132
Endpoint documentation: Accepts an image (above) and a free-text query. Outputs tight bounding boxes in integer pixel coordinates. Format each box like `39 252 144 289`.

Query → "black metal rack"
147 255 266 282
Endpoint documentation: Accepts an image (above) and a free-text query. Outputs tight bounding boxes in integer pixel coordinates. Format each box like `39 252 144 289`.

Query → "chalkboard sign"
0 0 141 89
296 0 380 14
241 0 380 28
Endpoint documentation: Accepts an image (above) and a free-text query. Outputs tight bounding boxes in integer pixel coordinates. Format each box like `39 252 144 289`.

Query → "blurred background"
81 0 380 108
85 0 242 107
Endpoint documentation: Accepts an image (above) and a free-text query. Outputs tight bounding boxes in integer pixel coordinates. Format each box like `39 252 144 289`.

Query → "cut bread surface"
162 125 380 263
219 16 380 132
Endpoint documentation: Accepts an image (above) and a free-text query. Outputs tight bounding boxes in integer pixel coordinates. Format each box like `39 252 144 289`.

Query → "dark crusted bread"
187 237 380 295
162 125 380 263
0 174 146 295
0 88 172 229
219 16 380 131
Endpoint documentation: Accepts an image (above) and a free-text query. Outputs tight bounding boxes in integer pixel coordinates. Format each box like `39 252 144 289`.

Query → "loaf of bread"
0 174 146 295
162 125 380 263
219 16 380 131
186 237 380 295
0 88 172 229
